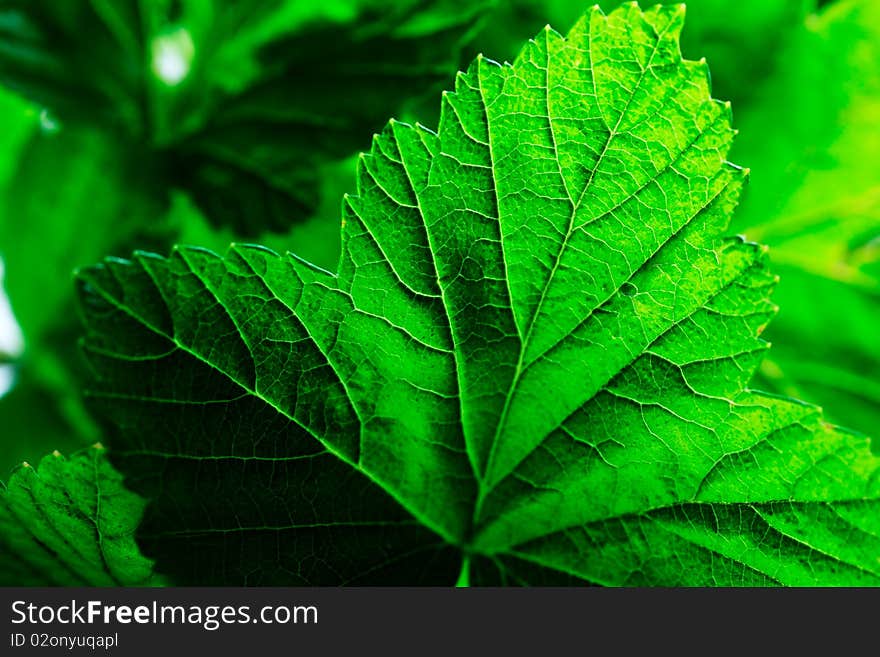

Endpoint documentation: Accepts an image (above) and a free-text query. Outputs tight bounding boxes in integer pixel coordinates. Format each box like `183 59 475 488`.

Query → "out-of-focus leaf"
0 368 97 470
0 444 162 586
173 156 353 274
0 125 169 463
0 0 493 234
0 86 31 372
0 128 167 345
731 0 880 435
0 84 34 188
160 0 492 233
0 0 146 135
0 88 80 463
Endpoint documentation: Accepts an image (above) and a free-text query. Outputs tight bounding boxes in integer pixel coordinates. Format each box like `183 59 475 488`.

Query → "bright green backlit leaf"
78 4 880 586
0 445 161 586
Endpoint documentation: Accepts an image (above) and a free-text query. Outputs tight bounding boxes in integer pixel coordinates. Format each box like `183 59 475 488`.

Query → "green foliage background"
0 0 877 584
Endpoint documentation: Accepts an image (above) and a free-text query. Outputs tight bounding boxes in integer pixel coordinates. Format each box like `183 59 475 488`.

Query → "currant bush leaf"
0 445 161 586
78 4 880 586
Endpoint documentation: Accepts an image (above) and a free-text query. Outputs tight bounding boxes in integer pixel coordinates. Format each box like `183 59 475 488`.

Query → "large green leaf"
0 444 161 585
730 0 880 435
78 4 880 586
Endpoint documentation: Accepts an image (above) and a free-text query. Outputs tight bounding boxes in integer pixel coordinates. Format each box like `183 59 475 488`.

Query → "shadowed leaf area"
77 5 880 585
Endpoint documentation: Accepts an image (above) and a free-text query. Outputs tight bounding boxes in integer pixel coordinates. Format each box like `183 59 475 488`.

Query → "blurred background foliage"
0 0 876 467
